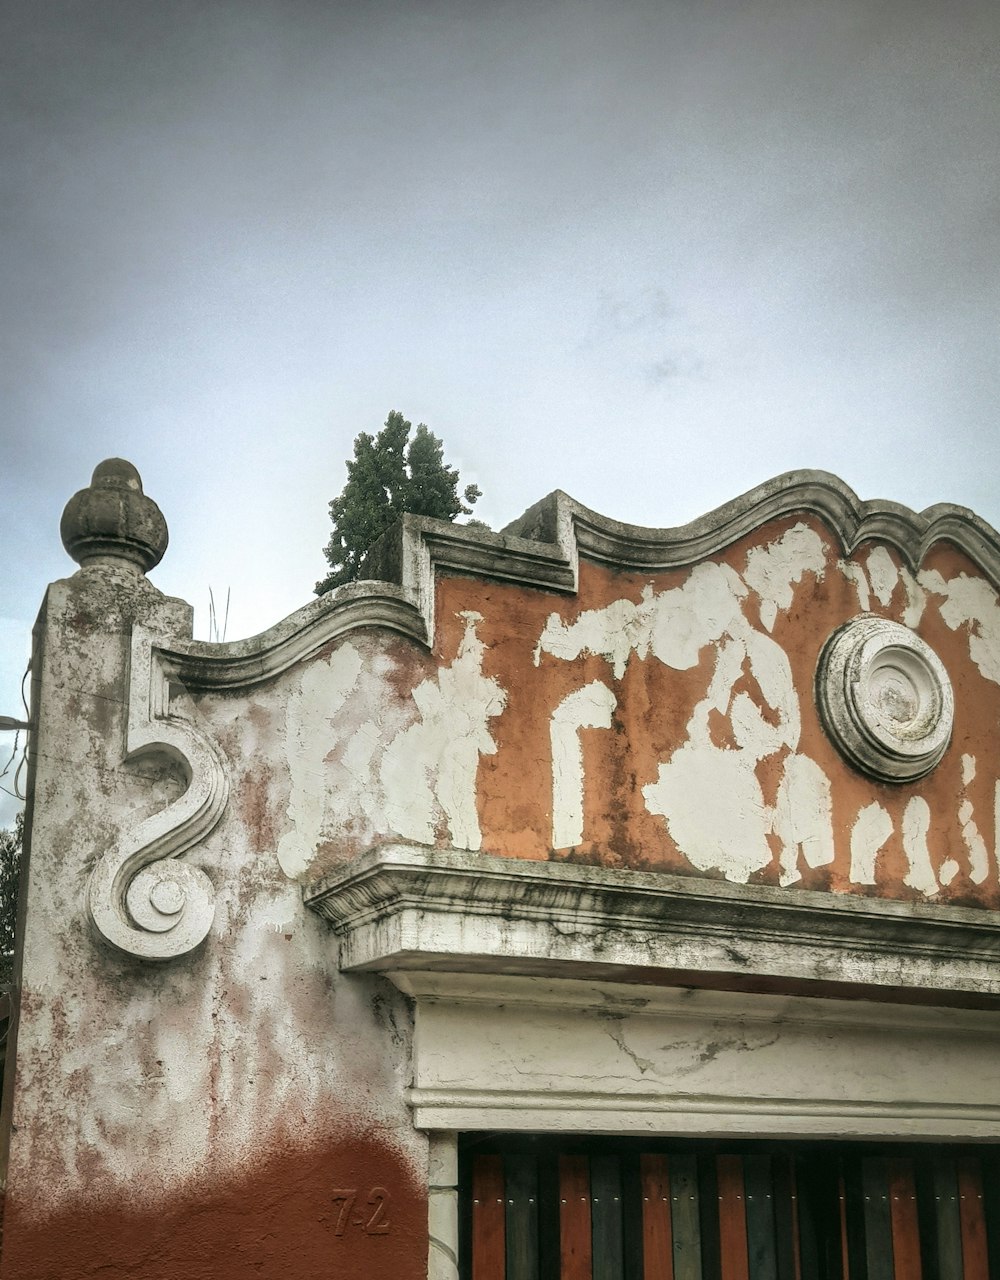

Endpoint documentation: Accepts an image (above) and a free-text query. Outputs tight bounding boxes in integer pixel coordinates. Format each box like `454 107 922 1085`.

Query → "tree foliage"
316 411 481 593
0 810 23 983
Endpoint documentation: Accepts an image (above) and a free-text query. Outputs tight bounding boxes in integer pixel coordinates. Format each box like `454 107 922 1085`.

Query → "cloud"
647 352 706 383
580 287 675 348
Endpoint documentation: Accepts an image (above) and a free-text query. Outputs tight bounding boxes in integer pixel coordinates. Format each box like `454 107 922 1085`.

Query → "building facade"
1 459 999 1278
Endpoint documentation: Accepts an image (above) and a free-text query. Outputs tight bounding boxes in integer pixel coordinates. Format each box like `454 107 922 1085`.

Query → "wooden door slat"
560 1154 593 1280
744 1155 779 1280
957 1157 989 1280
537 1153 562 1280
670 1153 703 1280
769 1156 798 1280
793 1158 819 1280
698 1154 722 1280
473 1154 507 1280
862 1157 894 1280
641 1154 674 1280
592 1155 625 1280
887 1159 921 1280
981 1151 1000 1280
506 1154 539 1280
933 1158 964 1280
621 1154 644 1280
718 1155 751 1280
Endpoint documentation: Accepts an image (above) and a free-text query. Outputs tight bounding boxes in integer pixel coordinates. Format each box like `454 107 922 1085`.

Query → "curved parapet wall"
503 470 1000 577
66 464 1000 962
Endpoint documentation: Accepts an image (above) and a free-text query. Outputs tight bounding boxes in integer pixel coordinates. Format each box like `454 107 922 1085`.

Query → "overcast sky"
2 0 998 822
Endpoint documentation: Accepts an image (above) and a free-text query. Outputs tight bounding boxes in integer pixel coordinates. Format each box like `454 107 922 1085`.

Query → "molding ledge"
305 843 1000 1002
503 471 1000 580
403 1091 1000 1140
391 974 1000 1139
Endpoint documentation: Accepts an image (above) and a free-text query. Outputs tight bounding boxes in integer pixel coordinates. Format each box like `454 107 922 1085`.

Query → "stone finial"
60 458 168 573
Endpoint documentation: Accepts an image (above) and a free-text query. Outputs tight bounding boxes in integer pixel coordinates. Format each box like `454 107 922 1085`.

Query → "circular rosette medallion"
816 615 954 782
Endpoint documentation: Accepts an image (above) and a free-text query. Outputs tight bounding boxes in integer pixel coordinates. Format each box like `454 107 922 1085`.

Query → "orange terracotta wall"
436 516 1000 910
1 1129 426 1280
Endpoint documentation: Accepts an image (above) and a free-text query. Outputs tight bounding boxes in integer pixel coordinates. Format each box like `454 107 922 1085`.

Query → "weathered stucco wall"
270 516 1000 911
4 462 1000 1278
1 473 428 1280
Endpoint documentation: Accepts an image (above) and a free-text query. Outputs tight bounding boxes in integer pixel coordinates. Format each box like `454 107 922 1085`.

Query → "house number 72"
330 1187 391 1236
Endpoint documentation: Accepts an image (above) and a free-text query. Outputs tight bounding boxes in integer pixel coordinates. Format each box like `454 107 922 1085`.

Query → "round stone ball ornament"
816 615 954 782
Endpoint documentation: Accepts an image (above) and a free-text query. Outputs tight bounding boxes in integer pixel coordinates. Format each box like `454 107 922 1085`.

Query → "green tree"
316 411 481 593
0 810 23 984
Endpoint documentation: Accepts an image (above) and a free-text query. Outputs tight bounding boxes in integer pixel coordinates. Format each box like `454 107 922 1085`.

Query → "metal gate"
460 1138 999 1279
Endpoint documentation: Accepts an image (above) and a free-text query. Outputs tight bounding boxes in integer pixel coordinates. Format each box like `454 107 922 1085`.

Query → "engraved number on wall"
331 1187 391 1236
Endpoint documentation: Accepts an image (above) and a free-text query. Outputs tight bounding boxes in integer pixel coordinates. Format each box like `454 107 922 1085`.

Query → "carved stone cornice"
162 580 428 690
504 471 1000 578
305 843 1000 1003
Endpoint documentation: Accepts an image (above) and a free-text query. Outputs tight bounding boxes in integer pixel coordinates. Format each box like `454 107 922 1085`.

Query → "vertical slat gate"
465 1143 996 1280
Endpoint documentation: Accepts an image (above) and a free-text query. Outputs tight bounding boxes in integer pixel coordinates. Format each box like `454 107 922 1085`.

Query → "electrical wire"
0 662 31 802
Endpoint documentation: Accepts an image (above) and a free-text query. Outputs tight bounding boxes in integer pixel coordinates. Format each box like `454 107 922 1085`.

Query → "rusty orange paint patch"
0 1127 427 1280
435 517 1000 909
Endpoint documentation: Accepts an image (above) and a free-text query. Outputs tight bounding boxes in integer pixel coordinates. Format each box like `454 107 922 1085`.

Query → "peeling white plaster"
963 753 977 787
550 681 617 849
902 796 939 896
642 548 811 883
849 803 894 885
774 753 835 886
323 648 420 847
536 561 750 679
920 569 1000 685
742 524 827 632
277 643 362 878
866 546 898 607
643 745 772 884
900 567 926 628
644 620 802 884
731 630 800 755
840 560 871 612
540 527 832 885
958 799 990 884
535 593 652 680
381 612 506 849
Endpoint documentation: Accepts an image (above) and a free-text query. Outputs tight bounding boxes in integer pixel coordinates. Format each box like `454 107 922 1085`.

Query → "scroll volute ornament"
816 614 954 782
